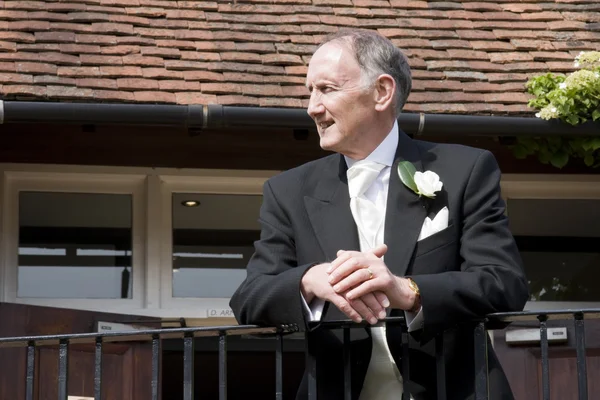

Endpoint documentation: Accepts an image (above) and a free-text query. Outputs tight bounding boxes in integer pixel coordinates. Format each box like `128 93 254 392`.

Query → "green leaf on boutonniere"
398 161 418 193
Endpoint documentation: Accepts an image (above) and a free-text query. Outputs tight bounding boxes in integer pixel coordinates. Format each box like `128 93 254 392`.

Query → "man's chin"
319 138 339 152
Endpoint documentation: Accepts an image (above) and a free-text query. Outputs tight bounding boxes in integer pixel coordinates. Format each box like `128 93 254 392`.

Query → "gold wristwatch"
407 277 421 313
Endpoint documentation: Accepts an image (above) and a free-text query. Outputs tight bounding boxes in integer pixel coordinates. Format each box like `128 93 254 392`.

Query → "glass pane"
508 199 600 302
172 193 261 298
18 192 133 299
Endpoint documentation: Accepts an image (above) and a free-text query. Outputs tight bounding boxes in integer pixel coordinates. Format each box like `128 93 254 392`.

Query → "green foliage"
515 51 600 168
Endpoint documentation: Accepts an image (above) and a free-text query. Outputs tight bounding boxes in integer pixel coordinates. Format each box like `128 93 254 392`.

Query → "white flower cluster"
574 51 600 69
535 106 559 120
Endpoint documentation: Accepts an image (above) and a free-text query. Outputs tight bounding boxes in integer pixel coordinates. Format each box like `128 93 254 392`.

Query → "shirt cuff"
301 294 325 322
405 307 424 332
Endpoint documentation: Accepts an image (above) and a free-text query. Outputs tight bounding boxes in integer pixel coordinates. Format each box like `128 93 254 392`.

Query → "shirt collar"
344 121 399 169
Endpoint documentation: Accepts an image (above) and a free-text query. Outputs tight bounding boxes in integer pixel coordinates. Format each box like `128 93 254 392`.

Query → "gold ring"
366 267 374 280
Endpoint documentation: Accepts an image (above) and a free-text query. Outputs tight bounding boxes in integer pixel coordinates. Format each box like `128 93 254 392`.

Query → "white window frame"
0 165 147 312
501 173 600 311
156 170 275 318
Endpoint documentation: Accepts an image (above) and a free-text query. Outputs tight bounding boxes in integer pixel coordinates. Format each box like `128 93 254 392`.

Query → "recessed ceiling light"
181 200 200 207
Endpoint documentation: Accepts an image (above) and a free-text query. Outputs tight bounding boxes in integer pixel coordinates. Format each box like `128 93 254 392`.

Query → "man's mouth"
319 121 334 130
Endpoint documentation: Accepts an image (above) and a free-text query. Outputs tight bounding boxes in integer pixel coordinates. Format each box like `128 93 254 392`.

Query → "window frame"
157 173 272 317
501 173 600 310
0 166 147 311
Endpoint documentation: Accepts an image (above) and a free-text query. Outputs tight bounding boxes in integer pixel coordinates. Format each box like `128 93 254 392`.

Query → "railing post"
435 334 446 400
276 332 284 400
25 341 35 400
538 314 550 400
306 330 317 400
58 339 69 400
219 331 228 400
343 327 351 400
474 321 488 400
94 337 103 400
151 334 160 400
183 332 195 400
574 312 588 400
401 323 410 400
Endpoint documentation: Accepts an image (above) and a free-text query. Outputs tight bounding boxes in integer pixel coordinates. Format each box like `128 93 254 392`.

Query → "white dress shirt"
302 121 424 330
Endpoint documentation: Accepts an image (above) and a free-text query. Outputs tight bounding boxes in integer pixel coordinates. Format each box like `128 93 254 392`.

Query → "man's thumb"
371 244 388 258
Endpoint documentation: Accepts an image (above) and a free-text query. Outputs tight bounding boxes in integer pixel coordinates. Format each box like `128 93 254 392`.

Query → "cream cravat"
347 160 407 400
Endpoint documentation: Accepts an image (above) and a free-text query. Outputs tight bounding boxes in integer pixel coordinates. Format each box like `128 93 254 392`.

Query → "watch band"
407 277 422 313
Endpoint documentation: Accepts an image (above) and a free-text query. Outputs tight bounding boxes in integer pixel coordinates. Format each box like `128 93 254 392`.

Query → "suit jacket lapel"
304 155 361 322
384 130 427 278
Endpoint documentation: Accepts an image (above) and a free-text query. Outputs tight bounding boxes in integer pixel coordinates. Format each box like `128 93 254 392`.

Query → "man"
230 29 529 400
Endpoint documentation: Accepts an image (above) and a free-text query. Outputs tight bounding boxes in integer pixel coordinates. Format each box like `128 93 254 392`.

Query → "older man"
230 29 528 400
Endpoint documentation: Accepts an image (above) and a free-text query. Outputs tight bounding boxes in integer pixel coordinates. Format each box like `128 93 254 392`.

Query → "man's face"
306 41 378 157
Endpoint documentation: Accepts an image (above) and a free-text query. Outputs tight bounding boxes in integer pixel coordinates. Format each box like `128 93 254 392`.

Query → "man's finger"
327 251 355 273
349 297 378 325
346 279 379 301
373 290 390 308
333 268 372 293
328 256 368 284
370 244 388 258
329 295 362 323
360 292 387 320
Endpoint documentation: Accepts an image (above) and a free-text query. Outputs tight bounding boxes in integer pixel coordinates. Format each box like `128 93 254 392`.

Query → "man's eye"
321 86 334 93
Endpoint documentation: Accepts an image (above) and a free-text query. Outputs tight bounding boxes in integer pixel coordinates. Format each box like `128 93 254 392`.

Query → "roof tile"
81 54 123 65
174 91 218 104
16 61 57 74
180 51 221 61
57 66 102 78
201 82 241 94
34 75 77 86
76 78 118 89
144 67 184 79
489 52 534 64
46 85 94 99
100 65 143 77
117 77 158 90
223 72 264 83
262 54 304 65
0 72 33 84
2 84 48 97
217 95 261 106
260 97 303 107
122 54 164 66
510 39 555 51
0 62 16 72
134 90 175 102
92 89 135 101
182 70 224 81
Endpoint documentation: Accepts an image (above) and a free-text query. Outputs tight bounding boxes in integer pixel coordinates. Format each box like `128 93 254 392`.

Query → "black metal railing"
0 309 597 400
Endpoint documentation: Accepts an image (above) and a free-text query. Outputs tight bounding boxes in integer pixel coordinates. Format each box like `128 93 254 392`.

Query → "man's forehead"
306 42 357 83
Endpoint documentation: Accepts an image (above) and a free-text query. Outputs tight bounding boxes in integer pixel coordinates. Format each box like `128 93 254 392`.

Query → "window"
1 169 146 310
18 192 133 299
502 176 600 310
508 199 600 303
171 193 261 298
0 166 274 317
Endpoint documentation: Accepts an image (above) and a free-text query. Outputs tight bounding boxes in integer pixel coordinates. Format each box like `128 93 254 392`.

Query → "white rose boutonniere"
398 161 443 198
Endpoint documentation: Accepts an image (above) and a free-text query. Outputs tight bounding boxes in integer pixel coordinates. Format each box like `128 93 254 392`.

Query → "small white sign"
68 396 93 400
206 308 235 318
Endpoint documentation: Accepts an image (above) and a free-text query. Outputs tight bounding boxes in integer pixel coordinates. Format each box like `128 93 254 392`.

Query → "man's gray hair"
318 29 412 117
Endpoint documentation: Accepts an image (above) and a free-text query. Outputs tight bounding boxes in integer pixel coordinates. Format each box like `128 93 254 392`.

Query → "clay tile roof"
0 0 599 115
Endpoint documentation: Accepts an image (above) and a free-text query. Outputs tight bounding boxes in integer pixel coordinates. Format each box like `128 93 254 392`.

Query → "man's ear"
373 74 395 112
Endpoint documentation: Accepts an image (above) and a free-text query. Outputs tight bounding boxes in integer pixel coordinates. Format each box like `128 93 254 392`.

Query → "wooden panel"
494 319 600 399
0 303 159 400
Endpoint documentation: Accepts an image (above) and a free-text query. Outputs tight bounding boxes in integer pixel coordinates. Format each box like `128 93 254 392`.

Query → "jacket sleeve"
230 179 313 330
410 150 529 337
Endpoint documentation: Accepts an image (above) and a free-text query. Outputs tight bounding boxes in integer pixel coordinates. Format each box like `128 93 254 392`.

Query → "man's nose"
307 91 324 119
